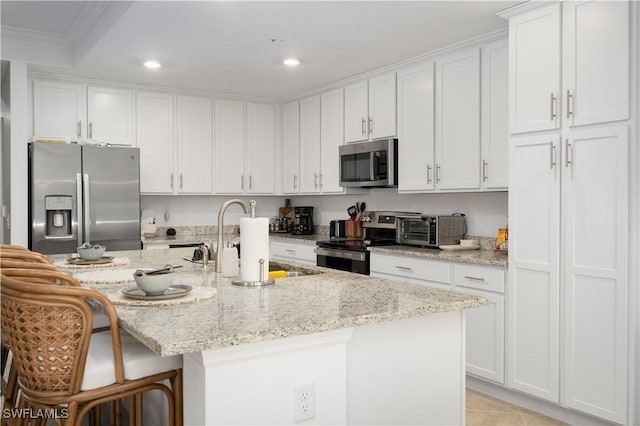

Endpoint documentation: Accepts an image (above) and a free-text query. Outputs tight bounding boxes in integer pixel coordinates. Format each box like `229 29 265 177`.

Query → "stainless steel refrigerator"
28 143 141 254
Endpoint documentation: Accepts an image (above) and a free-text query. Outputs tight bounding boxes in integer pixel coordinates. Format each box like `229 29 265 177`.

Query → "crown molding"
496 0 559 19
66 2 113 47
1 26 68 48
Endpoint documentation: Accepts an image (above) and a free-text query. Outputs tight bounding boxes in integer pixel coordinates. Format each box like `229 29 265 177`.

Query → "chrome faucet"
215 199 256 272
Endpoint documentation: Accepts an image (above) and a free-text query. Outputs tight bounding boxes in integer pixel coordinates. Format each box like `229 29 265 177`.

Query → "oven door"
316 247 370 275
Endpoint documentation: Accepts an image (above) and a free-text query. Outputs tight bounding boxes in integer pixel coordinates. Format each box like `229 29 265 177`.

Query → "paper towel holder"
232 259 275 287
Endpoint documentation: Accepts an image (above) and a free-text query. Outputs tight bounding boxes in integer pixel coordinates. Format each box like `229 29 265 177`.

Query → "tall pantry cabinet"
501 1 632 424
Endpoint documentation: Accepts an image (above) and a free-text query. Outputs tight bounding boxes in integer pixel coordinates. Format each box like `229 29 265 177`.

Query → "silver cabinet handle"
464 276 485 282
436 164 441 183
241 175 244 190
566 89 573 119
314 173 319 188
180 173 183 189
549 142 556 170
77 121 82 139
395 265 413 271
82 173 91 243
565 139 573 168
482 160 488 182
249 175 253 190
170 173 174 189
368 117 373 134
319 173 323 188
285 249 296 254
361 117 366 135
550 92 557 121
427 164 432 184
88 121 93 139
76 173 84 244
293 174 298 189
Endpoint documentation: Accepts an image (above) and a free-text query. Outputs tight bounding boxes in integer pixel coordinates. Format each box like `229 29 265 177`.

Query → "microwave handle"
370 152 376 180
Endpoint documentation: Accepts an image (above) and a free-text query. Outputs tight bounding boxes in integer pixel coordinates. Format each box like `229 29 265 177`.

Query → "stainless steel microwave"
339 138 398 188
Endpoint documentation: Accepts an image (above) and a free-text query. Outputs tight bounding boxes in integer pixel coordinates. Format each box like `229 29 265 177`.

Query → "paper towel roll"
240 217 269 282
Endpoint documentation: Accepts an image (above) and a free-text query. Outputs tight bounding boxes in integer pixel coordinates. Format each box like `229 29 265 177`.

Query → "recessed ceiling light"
144 60 162 69
283 58 300 67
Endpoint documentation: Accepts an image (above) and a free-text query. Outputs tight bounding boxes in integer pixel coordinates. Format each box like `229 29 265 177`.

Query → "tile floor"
466 389 569 426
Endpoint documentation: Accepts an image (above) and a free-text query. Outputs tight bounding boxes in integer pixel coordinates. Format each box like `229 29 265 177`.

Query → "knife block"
345 220 363 238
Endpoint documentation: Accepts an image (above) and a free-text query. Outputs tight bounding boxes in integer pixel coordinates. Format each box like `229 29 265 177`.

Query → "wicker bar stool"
0 274 183 426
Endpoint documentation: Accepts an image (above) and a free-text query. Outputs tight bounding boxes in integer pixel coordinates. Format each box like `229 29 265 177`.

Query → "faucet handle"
249 200 257 218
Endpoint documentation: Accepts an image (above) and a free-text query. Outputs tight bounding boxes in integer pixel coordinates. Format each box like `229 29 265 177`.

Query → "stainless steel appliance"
397 215 466 247
339 138 398 188
292 206 314 235
317 211 419 275
28 143 141 254
329 219 347 238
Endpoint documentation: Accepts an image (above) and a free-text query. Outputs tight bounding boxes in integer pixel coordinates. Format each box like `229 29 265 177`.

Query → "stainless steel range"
316 211 420 275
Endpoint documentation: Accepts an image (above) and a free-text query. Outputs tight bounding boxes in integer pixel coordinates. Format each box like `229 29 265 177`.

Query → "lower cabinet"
370 252 452 291
269 241 317 265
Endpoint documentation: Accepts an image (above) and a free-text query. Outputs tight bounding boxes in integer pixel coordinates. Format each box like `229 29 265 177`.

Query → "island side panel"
347 311 465 425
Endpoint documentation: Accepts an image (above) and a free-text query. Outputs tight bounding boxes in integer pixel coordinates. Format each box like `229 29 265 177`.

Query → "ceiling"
1 1 519 100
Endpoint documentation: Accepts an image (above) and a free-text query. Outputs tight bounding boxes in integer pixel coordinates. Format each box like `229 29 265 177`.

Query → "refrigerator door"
29 143 82 254
81 145 141 250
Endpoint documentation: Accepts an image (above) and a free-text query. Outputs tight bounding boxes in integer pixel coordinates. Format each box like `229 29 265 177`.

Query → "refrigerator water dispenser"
45 195 72 237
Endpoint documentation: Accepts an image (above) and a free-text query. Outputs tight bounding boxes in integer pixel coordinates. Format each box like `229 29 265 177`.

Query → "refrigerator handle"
83 173 91 243
76 173 84 245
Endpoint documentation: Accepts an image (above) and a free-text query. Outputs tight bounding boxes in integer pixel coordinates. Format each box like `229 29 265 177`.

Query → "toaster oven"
397 215 466 247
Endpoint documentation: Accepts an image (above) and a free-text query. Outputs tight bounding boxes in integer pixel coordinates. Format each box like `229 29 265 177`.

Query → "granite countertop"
49 248 487 356
369 245 508 267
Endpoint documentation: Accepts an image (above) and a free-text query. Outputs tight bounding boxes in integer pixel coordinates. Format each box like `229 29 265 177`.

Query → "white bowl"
460 239 480 247
133 270 175 296
77 244 106 261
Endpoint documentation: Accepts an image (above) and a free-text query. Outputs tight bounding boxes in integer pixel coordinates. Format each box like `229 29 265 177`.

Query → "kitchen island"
50 248 487 425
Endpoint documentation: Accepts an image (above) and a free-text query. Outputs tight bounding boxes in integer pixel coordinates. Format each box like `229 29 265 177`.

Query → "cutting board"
278 199 295 223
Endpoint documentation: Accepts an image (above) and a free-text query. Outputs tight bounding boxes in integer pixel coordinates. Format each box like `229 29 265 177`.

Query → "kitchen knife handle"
482 160 488 182
361 117 366 135
83 173 91 243
76 173 84 244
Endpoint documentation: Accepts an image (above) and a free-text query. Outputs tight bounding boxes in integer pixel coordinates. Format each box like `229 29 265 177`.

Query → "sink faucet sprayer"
215 199 256 273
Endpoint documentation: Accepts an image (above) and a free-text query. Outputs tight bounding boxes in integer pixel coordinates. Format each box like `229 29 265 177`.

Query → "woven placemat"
53 257 131 270
106 286 217 306
74 268 137 286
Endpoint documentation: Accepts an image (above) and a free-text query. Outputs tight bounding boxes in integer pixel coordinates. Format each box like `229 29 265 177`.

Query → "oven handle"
315 247 367 262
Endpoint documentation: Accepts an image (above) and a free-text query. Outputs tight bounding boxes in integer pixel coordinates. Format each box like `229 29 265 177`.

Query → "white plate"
439 244 480 251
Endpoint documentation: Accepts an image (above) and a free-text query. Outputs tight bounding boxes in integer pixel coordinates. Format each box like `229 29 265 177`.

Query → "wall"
143 191 508 238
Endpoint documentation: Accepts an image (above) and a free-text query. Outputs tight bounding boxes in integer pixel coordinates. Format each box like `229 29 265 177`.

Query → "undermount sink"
268 261 322 277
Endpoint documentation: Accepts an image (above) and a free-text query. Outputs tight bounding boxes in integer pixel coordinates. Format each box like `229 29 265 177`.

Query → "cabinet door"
561 126 628 423
460 288 505 384
563 1 630 127
177 95 212 194
282 101 300 194
368 73 396 139
136 92 174 194
435 48 481 190
397 62 435 192
508 134 560 402
320 88 344 194
33 80 85 141
246 103 275 194
344 81 368 143
300 95 321 193
214 100 245 194
481 40 509 190
509 4 561 133
87 86 133 145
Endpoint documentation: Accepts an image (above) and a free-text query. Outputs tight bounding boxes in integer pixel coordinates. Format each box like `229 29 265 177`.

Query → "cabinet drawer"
270 241 316 264
453 264 505 293
370 253 451 284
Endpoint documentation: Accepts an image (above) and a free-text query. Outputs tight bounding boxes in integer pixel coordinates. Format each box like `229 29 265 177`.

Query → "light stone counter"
50 247 486 357
369 244 508 267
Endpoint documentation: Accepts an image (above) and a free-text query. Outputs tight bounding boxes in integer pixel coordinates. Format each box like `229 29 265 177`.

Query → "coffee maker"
292 206 314 235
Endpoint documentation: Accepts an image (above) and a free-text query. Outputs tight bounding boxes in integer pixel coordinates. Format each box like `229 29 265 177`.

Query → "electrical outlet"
293 382 315 423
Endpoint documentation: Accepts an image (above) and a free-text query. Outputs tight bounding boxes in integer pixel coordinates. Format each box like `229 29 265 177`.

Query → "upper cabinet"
176 95 213 194
344 72 396 143
246 103 276 194
282 101 300 194
319 88 345 193
214 99 245 194
509 1 630 134
32 81 85 141
87 86 134 145
299 95 321 193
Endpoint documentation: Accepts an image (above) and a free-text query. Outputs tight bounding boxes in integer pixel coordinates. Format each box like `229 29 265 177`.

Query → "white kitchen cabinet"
32 80 85 141
214 99 245 194
344 73 396 143
508 133 561 403
481 39 508 190
246 103 276 194
370 252 451 291
270 241 316 265
453 263 506 384
397 61 436 192
561 126 628 423
300 95 321 193
435 48 481 191
507 1 630 134
87 86 134 145
136 91 174 193
176 95 212 194
282 101 300 194
319 88 344 193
